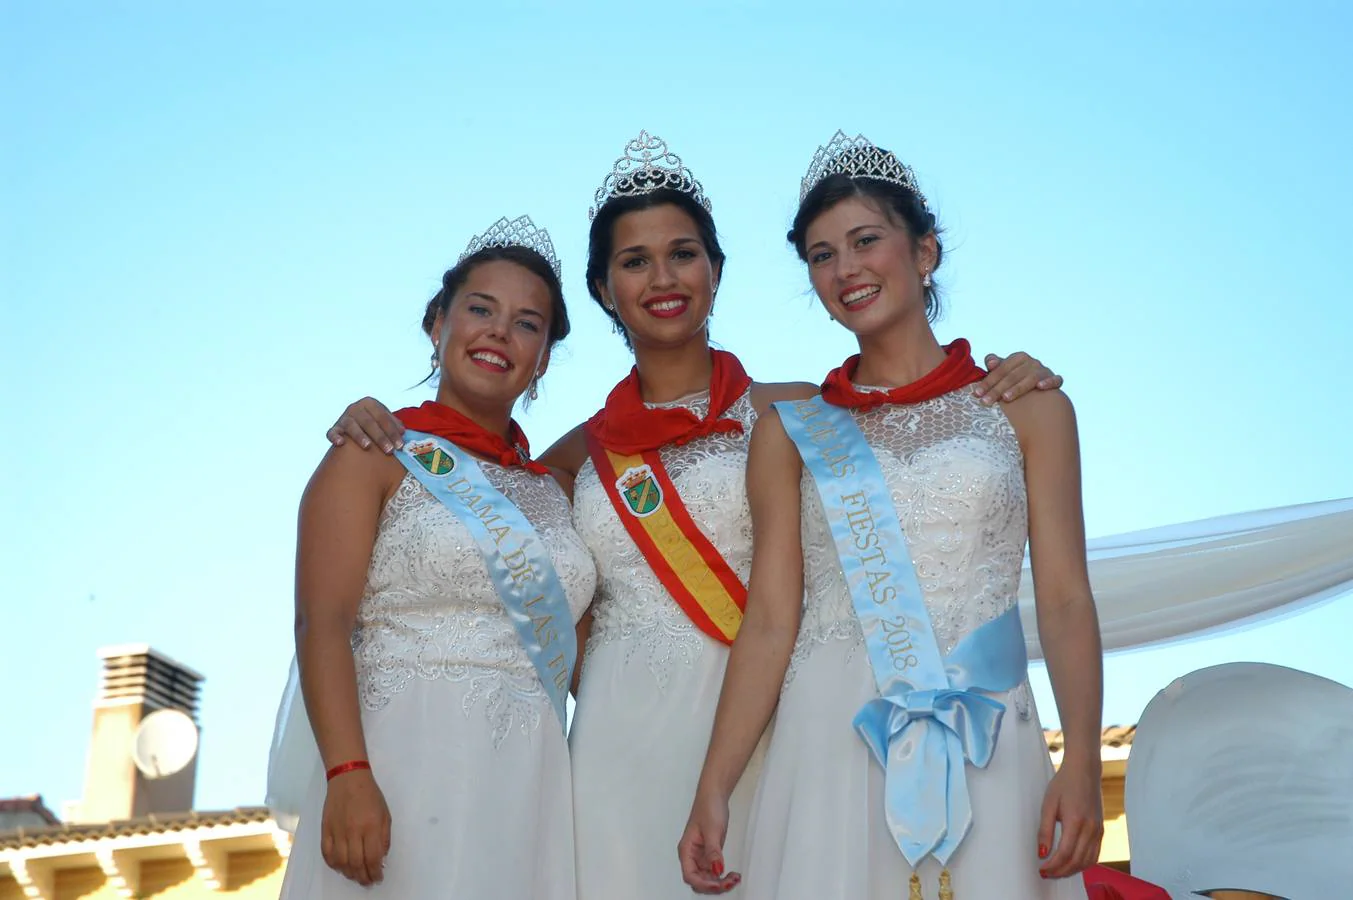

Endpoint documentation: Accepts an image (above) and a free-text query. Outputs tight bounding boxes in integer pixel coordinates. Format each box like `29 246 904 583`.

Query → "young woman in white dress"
323 133 1062 900
679 133 1103 899
277 217 596 899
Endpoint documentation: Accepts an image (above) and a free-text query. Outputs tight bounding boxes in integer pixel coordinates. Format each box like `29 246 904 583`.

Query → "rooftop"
1044 724 1136 753
0 797 61 833
0 806 272 851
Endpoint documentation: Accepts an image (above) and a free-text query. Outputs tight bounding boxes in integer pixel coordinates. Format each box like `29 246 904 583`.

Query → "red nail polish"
1040 870 1049 879
1038 844 1049 858
712 860 724 877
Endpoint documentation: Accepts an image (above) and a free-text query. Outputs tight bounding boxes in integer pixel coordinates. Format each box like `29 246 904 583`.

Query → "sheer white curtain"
266 658 316 831
1020 498 1353 659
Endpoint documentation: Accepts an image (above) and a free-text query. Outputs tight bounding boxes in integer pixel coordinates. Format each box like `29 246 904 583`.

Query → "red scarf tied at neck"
394 401 550 475
585 350 753 455
820 339 985 412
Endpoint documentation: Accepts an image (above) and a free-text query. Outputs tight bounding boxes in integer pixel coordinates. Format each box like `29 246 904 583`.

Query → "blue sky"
4 2 1351 812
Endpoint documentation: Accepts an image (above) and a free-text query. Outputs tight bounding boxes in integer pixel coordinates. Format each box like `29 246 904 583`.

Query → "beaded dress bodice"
351 466 596 744
573 388 757 687
789 387 1032 714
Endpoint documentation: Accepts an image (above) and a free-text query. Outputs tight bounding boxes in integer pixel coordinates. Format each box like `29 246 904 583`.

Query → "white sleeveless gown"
569 388 767 900
279 465 597 900
740 388 1088 899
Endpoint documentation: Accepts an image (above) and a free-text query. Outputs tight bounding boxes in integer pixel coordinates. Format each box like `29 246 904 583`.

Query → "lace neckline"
644 388 712 414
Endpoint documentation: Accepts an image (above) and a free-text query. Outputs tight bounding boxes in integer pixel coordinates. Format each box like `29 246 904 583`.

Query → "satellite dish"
131 708 199 779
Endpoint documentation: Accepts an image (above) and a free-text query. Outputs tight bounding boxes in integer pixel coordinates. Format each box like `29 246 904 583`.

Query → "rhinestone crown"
799 130 927 208
457 215 561 280
589 130 712 220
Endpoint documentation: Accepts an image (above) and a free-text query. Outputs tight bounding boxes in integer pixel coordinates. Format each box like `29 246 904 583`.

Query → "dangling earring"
527 380 539 402
922 271 933 288
430 346 440 369
603 301 624 334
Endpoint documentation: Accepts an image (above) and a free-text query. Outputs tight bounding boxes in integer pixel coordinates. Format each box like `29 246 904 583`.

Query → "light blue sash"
774 396 1028 867
395 430 576 732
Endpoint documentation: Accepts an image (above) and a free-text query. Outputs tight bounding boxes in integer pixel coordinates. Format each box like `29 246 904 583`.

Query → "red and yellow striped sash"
586 434 746 644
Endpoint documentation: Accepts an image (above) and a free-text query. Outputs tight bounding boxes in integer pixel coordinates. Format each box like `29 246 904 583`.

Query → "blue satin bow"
854 686 1007 866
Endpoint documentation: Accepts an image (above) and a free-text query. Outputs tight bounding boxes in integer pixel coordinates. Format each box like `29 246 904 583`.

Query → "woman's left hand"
1036 758 1104 879
976 352 1063 405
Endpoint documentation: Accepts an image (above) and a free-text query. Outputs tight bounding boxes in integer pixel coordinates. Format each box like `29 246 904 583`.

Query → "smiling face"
431 259 554 412
802 195 937 338
595 203 722 351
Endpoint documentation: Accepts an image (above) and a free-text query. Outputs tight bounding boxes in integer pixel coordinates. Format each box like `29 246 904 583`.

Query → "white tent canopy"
1020 498 1353 660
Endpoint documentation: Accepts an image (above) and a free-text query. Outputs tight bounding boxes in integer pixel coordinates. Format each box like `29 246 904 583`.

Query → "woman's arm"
571 606 594 696
537 424 589 480
295 443 400 885
1004 389 1104 879
545 460 595 697
679 409 806 894
748 350 1060 421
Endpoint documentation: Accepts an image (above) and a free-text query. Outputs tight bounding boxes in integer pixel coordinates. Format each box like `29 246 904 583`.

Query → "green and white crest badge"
616 464 662 518
409 439 456 476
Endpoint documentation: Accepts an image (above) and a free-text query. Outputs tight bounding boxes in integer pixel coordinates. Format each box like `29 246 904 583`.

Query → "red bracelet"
325 760 371 781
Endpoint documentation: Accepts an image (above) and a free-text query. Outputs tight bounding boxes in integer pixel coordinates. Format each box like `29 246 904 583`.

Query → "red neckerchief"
394 401 549 475
820 339 985 412
584 350 753 454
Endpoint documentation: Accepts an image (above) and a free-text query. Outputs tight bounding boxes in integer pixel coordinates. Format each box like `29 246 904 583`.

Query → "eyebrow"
613 236 702 258
806 222 887 253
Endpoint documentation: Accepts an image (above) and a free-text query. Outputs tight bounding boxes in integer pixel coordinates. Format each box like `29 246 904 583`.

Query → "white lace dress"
569 388 767 900
741 387 1087 899
279 465 597 900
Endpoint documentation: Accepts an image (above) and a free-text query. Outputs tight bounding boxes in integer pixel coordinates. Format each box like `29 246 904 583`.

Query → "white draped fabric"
265 658 312 833
1020 498 1353 659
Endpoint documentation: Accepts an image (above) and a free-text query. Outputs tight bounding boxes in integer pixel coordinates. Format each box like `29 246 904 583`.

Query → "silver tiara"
589 130 712 220
457 214 561 280
799 130 927 208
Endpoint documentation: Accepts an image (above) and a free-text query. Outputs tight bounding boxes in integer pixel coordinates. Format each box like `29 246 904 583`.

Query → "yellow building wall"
54 867 120 900
136 851 283 896
226 850 286 893
1100 769 1129 864
139 858 210 898
0 850 285 900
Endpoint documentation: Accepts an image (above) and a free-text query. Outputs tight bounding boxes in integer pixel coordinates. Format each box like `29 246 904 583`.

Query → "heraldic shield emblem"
616 464 662 518
409 439 456 476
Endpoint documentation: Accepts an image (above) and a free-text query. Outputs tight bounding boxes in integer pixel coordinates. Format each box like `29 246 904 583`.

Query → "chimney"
73 644 204 823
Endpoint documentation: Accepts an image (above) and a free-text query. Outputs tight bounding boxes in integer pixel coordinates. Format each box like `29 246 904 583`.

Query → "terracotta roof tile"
0 806 272 850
